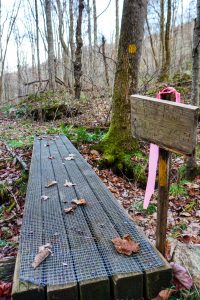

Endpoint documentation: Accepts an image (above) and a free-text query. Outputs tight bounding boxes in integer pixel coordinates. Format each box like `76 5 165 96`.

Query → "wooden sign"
131 95 199 156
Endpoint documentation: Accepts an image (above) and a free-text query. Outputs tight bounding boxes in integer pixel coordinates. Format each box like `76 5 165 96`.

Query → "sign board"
131 95 199 155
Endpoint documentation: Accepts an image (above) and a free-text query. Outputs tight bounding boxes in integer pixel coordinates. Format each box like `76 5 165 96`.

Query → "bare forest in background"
0 0 197 105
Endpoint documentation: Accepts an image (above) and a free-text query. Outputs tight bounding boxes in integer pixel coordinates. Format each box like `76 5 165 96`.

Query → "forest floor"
0 94 200 299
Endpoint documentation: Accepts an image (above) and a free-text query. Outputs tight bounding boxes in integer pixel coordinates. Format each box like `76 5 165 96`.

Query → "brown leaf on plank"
64 207 75 214
41 195 49 201
71 198 87 206
48 156 55 160
64 156 75 161
152 288 174 300
32 243 52 269
112 234 140 256
64 180 76 187
45 180 57 188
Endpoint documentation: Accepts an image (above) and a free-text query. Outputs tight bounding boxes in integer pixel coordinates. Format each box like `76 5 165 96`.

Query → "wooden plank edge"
111 271 143 300
12 253 45 300
79 276 110 300
143 248 172 300
47 282 78 300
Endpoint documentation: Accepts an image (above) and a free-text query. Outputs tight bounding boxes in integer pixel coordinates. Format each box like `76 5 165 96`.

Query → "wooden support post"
156 148 170 255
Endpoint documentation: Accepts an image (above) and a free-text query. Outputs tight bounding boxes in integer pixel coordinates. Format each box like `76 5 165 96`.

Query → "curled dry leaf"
45 180 57 188
32 243 52 269
71 198 87 206
170 262 193 290
48 156 55 160
152 288 174 300
64 156 75 161
64 180 76 187
64 207 75 214
41 195 49 201
112 234 140 256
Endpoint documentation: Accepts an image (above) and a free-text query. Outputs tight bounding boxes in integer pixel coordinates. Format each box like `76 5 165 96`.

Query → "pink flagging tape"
143 87 180 209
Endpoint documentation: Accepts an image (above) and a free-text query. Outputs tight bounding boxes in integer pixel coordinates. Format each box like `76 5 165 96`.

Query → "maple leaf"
41 195 49 201
112 234 140 256
64 207 75 214
71 198 87 206
64 180 76 187
170 262 193 290
45 180 57 188
152 288 174 300
32 244 52 269
64 156 75 161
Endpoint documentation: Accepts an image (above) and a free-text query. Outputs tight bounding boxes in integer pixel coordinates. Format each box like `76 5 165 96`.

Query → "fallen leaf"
90 150 99 156
152 288 174 300
48 156 55 160
64 156 75 161
179 212 191 217
64 180 76 187
45 180 57 188
112 234 140 256
170 262 193 290
71 198 87 206
69 153 76 157
0 282 12 297
41 195 49 201
32 244 52 269
64 207 75 214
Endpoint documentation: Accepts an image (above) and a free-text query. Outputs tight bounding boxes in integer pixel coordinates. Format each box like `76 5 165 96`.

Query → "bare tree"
74 0 84 99
100 0 147 162
0 0 21 102
35 0 41 87
115 0 119 52
44 0 56 90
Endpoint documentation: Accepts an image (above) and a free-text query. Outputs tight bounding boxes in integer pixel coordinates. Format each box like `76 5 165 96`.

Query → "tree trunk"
146 16 158 70
160 0 165 68
45 0 56 90
93 0 97 67
35 0 41 87
87 0 92 66
101 0 147 164
115 0 119 53
186 0 200 179
159 0 172 81
56 0 69 87
69 0 75 62
101 35 110 88
74 0 84 99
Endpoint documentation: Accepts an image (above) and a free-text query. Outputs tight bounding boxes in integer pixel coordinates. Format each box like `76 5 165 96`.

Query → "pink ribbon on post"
143 87 180 209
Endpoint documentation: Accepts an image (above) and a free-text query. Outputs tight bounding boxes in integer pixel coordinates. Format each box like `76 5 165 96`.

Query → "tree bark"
74 0 84 99
35 0 41 87
44 0 56 90
115 0 119 53
101 0 147 162
186 0 200 179
69 0 75 62
93 0 97 67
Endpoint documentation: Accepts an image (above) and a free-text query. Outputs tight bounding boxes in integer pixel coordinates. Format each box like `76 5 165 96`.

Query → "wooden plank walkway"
12 135 172 300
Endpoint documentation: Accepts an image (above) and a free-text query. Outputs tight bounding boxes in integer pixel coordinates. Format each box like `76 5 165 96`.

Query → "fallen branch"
3 142 28 171
6 187 20 211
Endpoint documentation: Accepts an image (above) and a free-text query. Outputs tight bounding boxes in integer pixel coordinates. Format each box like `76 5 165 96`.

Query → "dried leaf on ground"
170 262 193 290
69 153 76 157
112 234 140 256
41 195 49 201
0 281 12 297
64 180 76 187
48 156 55 160
64 156 75 161
71 198 87 206
45 180 57 188
32 243 52 269
64 207 75 214
152 288 174 300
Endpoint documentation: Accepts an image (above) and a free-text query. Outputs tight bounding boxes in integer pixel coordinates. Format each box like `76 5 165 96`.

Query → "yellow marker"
128 44 137 54
159 157 167 187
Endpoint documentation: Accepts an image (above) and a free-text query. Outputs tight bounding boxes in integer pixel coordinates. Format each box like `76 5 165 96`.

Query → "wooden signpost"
131 94 199 254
